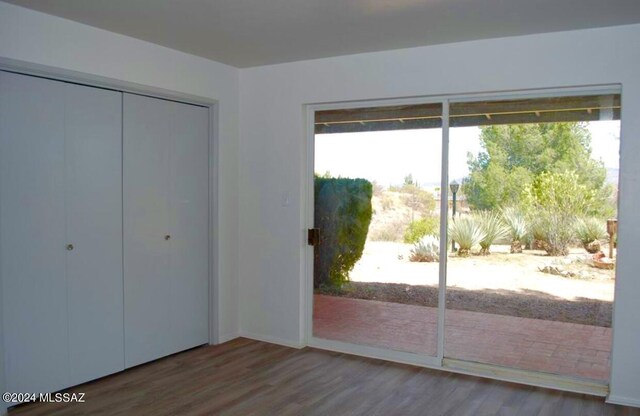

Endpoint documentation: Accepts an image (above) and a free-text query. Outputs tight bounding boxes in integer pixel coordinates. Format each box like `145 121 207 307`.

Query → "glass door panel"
312 102 443 356
444 94 620 382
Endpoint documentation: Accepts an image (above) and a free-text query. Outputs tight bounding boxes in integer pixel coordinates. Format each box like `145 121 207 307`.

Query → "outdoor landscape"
313 116 620 380
316 122 617 326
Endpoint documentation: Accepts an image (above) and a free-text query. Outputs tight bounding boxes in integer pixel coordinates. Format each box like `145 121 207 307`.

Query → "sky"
314 120 620 188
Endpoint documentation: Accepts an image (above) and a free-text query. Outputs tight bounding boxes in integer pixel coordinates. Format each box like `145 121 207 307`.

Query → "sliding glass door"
309 90 620 384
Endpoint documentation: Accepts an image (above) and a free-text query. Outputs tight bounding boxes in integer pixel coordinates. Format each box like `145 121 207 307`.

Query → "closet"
0 71 210 396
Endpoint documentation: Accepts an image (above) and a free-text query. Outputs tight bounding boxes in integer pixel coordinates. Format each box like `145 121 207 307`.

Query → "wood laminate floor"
9 338 640 415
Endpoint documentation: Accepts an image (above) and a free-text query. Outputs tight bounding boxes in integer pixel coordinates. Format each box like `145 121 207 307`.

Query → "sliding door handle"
307 228 320 246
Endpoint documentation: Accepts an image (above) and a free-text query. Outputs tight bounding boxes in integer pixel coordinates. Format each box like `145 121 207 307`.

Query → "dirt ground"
317 241 616 327
350 241 615 302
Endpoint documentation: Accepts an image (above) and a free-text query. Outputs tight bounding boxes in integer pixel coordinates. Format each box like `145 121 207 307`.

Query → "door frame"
0 57 221 346
303 84 622 396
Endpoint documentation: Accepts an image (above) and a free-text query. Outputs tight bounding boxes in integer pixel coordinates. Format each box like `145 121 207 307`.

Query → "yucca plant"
449 215 485 257
529 215 548 251
501 207 529 253
409 236 440 262
575 217 607 253
474 211 508 255
533 209 576 256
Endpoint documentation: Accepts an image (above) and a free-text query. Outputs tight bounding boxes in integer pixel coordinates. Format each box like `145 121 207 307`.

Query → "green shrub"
449 215 485 257
520 171 588 256
409 236 440 262
501 207 528 253
531 210 576 256
521 171 601 216
474 211 508 255
403 216 439 244
575 217 607 253
314 177 373 288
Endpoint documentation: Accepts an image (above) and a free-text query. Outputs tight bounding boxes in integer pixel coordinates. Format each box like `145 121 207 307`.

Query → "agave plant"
501 207 529 253
575 217 607 253
474 211 509 255
409 236 440 262
449 215 485 257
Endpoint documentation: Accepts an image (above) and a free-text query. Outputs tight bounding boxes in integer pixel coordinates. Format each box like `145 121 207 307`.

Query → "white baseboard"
607 394 640 408
217 332 240 344
238 331 305 349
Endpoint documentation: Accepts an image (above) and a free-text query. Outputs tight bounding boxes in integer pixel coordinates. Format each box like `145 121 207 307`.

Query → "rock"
538 265 578 278
585 240 601 254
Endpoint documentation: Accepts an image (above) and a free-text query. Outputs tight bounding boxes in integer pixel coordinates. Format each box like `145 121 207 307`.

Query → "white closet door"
0 72 69 393
167 101 209 354
123 94 174 368
123 93 208 368
65 83 124 385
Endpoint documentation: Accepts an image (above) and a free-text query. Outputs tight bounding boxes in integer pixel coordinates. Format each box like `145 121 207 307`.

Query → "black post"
451 191 457 252
450 181 459 252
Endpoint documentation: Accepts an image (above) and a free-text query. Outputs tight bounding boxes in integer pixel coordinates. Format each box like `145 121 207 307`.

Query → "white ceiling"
5 0 640 68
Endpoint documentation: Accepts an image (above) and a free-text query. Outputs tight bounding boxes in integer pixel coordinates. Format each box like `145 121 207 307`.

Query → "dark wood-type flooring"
9 338 640 415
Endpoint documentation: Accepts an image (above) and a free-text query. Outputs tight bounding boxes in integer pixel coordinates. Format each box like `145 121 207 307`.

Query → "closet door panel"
123 93 173 367
65 84 124 385
124 94 209 368
167 103 209 352
0 72 69 393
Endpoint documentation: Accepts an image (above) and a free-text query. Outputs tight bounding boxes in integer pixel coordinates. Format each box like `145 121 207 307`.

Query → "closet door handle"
164 235 171 241
66 244 74 251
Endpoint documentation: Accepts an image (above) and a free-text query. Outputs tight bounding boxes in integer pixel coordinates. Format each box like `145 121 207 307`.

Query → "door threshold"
443 358 608 397
307 336 608 398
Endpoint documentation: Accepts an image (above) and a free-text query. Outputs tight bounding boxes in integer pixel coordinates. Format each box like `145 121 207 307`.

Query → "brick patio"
313 294 611 381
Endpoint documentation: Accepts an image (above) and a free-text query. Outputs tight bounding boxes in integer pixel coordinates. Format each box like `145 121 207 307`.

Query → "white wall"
0 267 4 415
239 24 640 405
0 0 240 355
